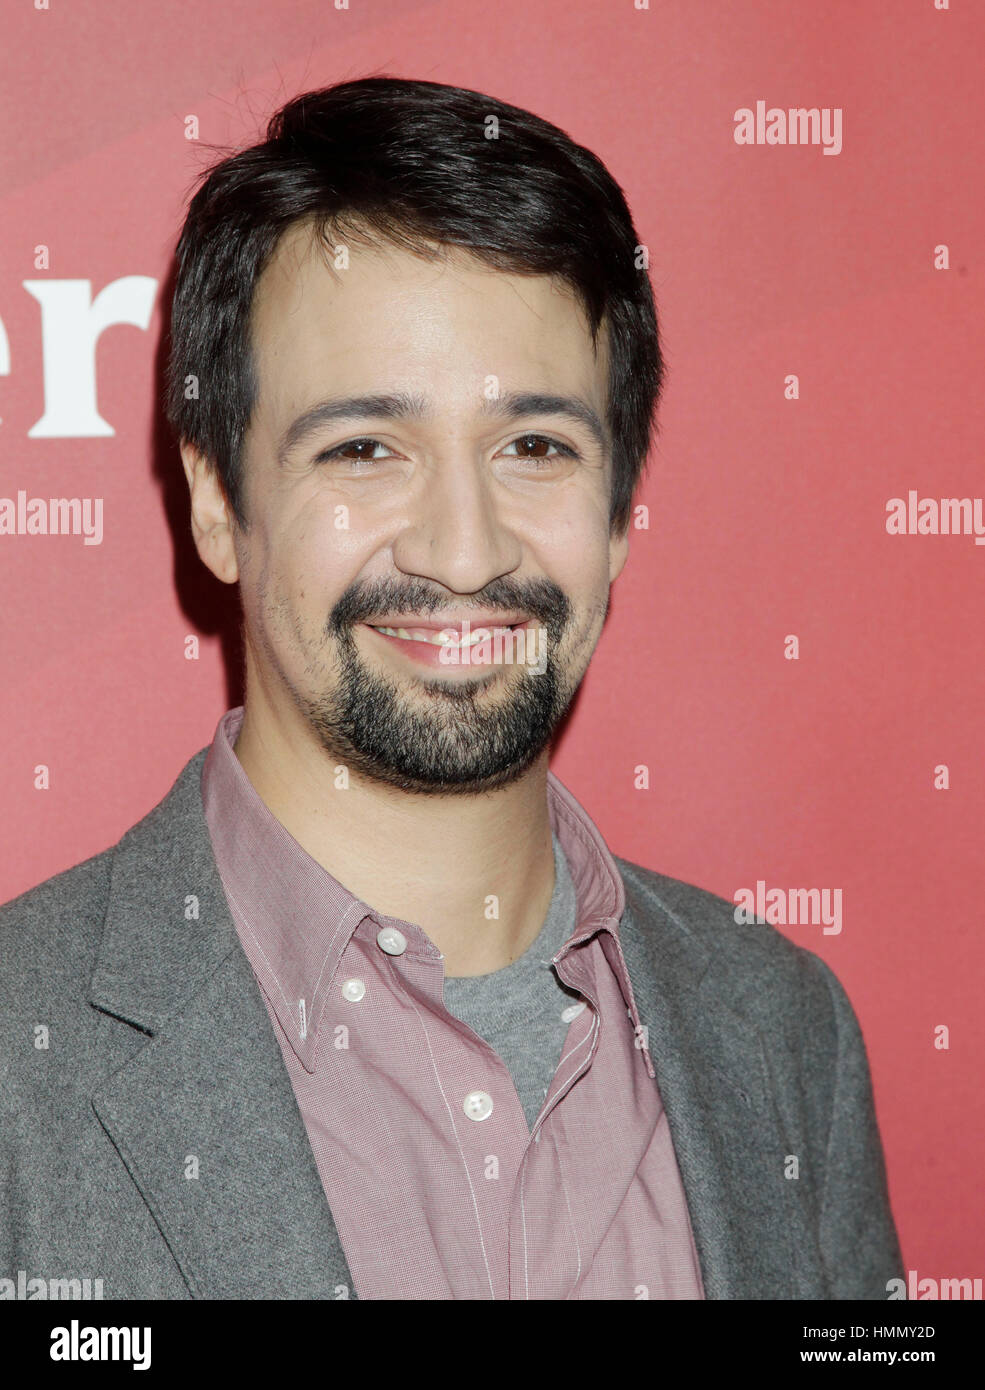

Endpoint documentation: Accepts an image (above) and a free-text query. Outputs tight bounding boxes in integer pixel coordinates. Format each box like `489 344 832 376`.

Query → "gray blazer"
0 748 903 1299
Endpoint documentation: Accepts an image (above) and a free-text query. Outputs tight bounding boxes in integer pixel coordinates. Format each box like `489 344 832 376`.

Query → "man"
0 77 902 1300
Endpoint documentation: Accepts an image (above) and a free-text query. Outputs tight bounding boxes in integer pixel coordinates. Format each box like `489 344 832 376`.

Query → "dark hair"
165 76 664 534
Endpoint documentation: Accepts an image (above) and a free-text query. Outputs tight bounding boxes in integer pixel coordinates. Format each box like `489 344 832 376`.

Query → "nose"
390 454 523 595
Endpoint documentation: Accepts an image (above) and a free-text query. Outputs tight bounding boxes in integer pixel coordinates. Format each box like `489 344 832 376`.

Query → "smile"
368 625 516 649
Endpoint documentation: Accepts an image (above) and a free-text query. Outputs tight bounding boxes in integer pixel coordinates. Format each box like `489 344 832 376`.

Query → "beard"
295 576 579 795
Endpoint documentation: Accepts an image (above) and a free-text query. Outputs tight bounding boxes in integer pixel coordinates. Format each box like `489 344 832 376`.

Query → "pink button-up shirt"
201 706 704 1299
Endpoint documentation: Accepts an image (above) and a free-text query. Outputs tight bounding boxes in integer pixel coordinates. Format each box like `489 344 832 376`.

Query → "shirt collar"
201 706 647 1072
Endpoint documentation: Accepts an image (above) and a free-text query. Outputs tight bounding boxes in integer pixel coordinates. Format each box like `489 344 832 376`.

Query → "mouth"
367 621 528 649
358 618 535 669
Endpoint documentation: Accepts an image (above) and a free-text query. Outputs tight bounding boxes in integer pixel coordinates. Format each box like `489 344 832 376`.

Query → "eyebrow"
275 390 609 466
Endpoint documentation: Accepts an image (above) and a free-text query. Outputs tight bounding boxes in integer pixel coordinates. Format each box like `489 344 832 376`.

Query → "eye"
314 432 580 471
499 434 579 465
315 437 394 468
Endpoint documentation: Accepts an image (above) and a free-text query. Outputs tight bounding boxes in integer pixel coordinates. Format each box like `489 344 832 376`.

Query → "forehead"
247 219 610 417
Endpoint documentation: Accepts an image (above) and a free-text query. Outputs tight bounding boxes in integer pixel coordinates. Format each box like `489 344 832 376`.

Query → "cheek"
551 537 611 602
289 490 395 565
260 511 386 638
564 538 613 631
235 524 304 638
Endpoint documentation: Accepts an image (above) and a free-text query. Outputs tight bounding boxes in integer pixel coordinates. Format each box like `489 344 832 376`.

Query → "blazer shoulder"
0 848 118 1102
614 854 846 1035
0 748 208 1004
615 854 809 964
0 847 115 979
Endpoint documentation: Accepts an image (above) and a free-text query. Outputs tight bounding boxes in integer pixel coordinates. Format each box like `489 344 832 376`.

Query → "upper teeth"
371 625 505 647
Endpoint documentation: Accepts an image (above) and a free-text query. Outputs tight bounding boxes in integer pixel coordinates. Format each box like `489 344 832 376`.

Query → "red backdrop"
2 0 982 1285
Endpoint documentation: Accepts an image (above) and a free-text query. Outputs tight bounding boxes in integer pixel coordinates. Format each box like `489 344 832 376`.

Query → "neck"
232 699 557 978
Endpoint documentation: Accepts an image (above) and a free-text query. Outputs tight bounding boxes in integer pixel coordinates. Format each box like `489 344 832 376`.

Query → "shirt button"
341 978 366 1002
463 1090 494 1122
376 926 407 956
561 1002 586 1023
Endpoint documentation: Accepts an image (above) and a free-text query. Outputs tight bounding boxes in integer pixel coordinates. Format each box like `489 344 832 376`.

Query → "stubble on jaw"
244 564 614 795
284 583 589 795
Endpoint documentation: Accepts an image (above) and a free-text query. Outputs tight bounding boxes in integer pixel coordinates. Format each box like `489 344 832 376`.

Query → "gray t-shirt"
441 834 584 1132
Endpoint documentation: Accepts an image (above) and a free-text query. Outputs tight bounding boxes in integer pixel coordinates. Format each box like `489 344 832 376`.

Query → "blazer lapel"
88 751 354 1299
618 886 825 1299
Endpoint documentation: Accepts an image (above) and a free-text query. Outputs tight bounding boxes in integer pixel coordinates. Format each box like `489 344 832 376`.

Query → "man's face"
229 220 629 794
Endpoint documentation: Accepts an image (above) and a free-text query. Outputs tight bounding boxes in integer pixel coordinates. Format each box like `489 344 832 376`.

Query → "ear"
180 442 240 585
608 521 630 584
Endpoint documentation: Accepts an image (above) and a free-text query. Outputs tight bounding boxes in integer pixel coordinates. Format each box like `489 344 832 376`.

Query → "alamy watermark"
0 490 103 545
733 881 842 935
0 1269 104 1299
733 101 843 156
49 1320 151 1371
887 1270 983 1300
886 491 985 546
433 619 548 674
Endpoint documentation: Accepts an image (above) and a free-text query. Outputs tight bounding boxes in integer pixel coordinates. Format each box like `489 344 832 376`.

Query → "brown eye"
503 434 578 461
314 437 400 472
318 438 387 462
515 435 552 457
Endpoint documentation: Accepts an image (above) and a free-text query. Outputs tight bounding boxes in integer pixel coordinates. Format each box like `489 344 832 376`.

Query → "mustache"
328 576 572 637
